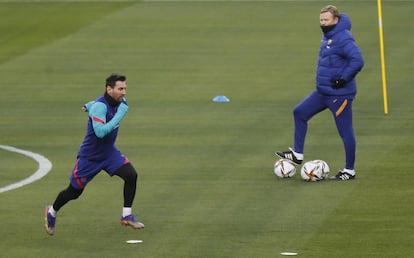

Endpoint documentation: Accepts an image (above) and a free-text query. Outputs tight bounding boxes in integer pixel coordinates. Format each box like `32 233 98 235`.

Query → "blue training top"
77 93 126 161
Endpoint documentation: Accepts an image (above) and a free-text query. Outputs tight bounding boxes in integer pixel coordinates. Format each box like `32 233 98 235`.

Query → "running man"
45 73 144 235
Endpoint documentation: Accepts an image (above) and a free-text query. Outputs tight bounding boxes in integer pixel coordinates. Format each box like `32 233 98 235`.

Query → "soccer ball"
274 159 296 178
300 160 330 181
313 159 330 176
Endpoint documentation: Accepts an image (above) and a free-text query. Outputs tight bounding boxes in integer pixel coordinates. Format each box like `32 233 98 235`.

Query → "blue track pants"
293 90 355 170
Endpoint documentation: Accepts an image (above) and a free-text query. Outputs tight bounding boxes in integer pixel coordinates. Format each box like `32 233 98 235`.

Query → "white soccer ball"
300 160 330 181
274 159 296 178
313 159 330 176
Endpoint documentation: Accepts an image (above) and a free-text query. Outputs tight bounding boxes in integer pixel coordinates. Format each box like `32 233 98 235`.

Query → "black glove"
331 79 346 89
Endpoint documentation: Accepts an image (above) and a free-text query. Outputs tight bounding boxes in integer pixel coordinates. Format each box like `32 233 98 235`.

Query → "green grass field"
0 0 413 257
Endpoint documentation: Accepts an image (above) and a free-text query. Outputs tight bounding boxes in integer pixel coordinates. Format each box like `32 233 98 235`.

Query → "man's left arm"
341 40 364 82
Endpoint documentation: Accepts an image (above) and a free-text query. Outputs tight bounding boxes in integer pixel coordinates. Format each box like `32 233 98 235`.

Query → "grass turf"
0 1 413 257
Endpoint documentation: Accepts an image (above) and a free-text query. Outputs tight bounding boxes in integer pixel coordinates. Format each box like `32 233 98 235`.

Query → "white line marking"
0 145 52 193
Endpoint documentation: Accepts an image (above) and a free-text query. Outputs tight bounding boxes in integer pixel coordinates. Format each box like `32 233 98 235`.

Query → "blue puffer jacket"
316 14 364 96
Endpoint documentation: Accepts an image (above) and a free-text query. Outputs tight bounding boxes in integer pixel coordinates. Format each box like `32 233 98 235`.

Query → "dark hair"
105 73 126 87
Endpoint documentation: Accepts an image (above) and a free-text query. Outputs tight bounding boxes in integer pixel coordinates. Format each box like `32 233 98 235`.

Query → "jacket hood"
325 13 352 37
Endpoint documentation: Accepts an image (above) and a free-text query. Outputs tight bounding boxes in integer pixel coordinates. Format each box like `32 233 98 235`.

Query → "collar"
104 92 120 107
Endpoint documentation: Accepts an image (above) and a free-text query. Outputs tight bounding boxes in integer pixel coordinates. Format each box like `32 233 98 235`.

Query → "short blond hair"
320 5 340 18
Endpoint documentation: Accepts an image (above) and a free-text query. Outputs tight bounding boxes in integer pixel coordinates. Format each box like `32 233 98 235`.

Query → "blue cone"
212 95 230 102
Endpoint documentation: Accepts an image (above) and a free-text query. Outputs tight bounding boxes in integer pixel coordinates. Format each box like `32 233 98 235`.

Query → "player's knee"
293 105 304 119
293 106 306 120
126 169 137 183
294 105 313 122
115 163 137 183
67 184 83 200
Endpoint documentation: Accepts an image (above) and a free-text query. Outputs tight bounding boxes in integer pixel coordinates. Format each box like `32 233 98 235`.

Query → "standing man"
276 5 364 180
45 73 144 236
